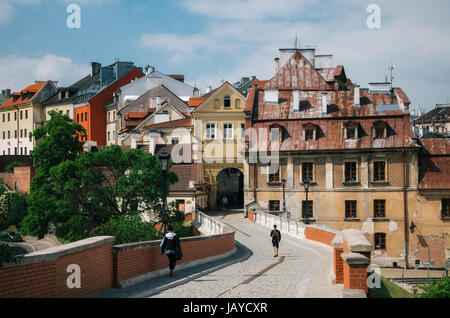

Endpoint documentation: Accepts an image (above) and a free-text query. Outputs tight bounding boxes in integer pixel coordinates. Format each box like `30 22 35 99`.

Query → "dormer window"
303 123 317 141
344 121 359 140
373 121 388 139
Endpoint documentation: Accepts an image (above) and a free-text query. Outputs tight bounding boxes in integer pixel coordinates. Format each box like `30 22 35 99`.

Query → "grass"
369 276 414 298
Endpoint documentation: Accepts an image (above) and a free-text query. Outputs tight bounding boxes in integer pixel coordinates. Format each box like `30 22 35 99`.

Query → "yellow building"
0 81 57 156
192 82 247 209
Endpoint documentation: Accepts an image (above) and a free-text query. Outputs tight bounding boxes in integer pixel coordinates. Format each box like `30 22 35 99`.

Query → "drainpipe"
403 149 409 268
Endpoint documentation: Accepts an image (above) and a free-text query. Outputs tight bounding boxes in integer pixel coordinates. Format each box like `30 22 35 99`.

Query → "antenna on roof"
388 65 395 87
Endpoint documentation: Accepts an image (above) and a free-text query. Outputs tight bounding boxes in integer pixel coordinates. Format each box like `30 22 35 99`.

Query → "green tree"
419 276 450 298
33 145 178 242
4 161 23 173
21 111 86 238
0 243 24 267
0 191 27 227
90 215 158 245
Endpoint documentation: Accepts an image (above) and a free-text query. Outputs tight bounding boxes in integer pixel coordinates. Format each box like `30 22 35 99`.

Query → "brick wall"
0 166 35 193
415 235 446 267
248 211 255 222
0 237 114 298
305 227 336 246
343 262 368 293
114 234 234 285
333 248 344 284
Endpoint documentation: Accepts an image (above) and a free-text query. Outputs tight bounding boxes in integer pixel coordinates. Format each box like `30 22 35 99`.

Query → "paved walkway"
92 211 342 298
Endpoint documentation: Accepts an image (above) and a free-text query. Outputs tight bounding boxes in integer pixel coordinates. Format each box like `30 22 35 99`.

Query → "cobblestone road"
150 211 342 298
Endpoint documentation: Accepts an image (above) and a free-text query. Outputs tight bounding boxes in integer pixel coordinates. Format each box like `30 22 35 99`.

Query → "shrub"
173 221 194 238
0 191 28 227
0 243 24 267
5 162 23 173
0 180 6 196
419 276 450 298
89 215 158 245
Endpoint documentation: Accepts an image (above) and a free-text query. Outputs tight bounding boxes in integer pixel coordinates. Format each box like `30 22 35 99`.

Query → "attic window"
344 121 359 139
264 90 279 104
373 121 388 139
269 124 285 144
224 96 231 108
303 123 317 141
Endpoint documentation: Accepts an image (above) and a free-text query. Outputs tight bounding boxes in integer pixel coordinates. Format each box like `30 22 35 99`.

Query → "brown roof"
264 52 333 91
189 97 207 107
1 82 47 109
169 163 197 193
419 139 450 189
414 105 450 124
143 117 192 130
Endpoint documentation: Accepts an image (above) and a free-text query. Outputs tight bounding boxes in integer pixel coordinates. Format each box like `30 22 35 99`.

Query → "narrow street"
150 211 342 298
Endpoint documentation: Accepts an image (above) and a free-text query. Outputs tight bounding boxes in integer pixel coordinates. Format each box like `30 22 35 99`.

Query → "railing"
253 211 305 239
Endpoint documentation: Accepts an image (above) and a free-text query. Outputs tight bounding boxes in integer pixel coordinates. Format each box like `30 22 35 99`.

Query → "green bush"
0 180 6 196
89 215 158 245
5 161 23 173
0 191 28 228
419 276 450 298
173 221 194 238
0 243 23 267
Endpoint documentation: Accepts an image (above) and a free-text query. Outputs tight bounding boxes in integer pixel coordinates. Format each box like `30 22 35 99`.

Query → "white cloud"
0 0 41 24
159 0 450 109
0 54 90 91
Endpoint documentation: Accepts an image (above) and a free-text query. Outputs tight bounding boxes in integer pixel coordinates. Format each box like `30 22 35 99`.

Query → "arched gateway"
216 168 244 209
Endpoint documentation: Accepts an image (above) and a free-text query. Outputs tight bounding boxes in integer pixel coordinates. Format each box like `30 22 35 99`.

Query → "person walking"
270 224 281 257
221 195 228 212
160 224 182 277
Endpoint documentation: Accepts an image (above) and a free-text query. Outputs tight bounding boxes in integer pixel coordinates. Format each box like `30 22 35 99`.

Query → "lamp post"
281 178 286 212
158 152 171 236
303 179 310 223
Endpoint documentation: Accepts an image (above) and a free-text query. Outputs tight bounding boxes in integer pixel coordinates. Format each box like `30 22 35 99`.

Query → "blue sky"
1 0 449 111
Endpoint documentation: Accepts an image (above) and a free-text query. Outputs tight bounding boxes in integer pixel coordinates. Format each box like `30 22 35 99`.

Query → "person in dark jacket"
270 225 281 257
160 224 182 277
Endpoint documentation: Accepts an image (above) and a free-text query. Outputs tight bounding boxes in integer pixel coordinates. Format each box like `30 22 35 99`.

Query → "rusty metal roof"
418 139 450 189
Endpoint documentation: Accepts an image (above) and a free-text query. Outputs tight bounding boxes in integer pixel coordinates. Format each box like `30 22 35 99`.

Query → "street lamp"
159 152 171 236
281 178 286 212
303 179 310 222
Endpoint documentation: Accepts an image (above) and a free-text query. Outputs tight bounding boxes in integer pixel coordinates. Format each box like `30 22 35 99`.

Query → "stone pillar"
361 155 369 189
341 252 370 293
287 155 294 188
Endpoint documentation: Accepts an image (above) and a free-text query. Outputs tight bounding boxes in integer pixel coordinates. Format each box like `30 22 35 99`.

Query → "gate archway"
216 168 244 209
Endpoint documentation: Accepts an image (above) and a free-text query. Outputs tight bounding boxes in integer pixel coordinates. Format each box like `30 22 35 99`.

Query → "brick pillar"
333 247 344 284
341 252 370 294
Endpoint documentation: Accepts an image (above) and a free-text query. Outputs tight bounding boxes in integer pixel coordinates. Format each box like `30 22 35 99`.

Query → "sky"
0 0 449 111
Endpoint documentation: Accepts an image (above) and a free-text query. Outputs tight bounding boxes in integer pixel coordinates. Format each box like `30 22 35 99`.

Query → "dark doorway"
216 168 244 209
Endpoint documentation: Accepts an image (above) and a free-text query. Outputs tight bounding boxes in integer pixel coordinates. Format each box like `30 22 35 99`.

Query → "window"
205 123 216 139
24 147 27 155
374 233 386 250
305 129 314 141
14 130 17 138
113 111 116 121
374 161 386 181
268 168 280 183
66 110 70 117
346 127 357 139
85 112 88 122
8 131 10 139
8 148 10 155
442 199 450 218
14 112 16 121
2 132 4 139
374 200 386 218
2 114 4 122
20 129 23 138
223 123 233 139
375 127 385 139
24 129 27 138
172 137 179 145
108 112 111 123
240 123 245 138
8 113 10 121
345 162 357 182
302 162 313 182
345 200 357 218
107 131 110 141
269 200 280 211
29 132 32 142
77 114 80 122
224 95 231 108
25 110 28 119
20 111 23 120
80 113 83 122
302 200 313 219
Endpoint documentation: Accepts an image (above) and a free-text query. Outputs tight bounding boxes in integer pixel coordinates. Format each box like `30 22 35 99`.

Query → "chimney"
205 86 213 94
91 62 101 77
354 85 360 107
418 126 424 137
58 90 62 100
322 93 328 114
156 97 161 110
145 65 155 75
6 89 11 96
274 58 280 75
65 89 70 99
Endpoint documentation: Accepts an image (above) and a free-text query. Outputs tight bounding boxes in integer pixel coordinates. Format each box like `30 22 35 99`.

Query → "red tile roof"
419 139 450 189
189 97 207 107
1 82 47 109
